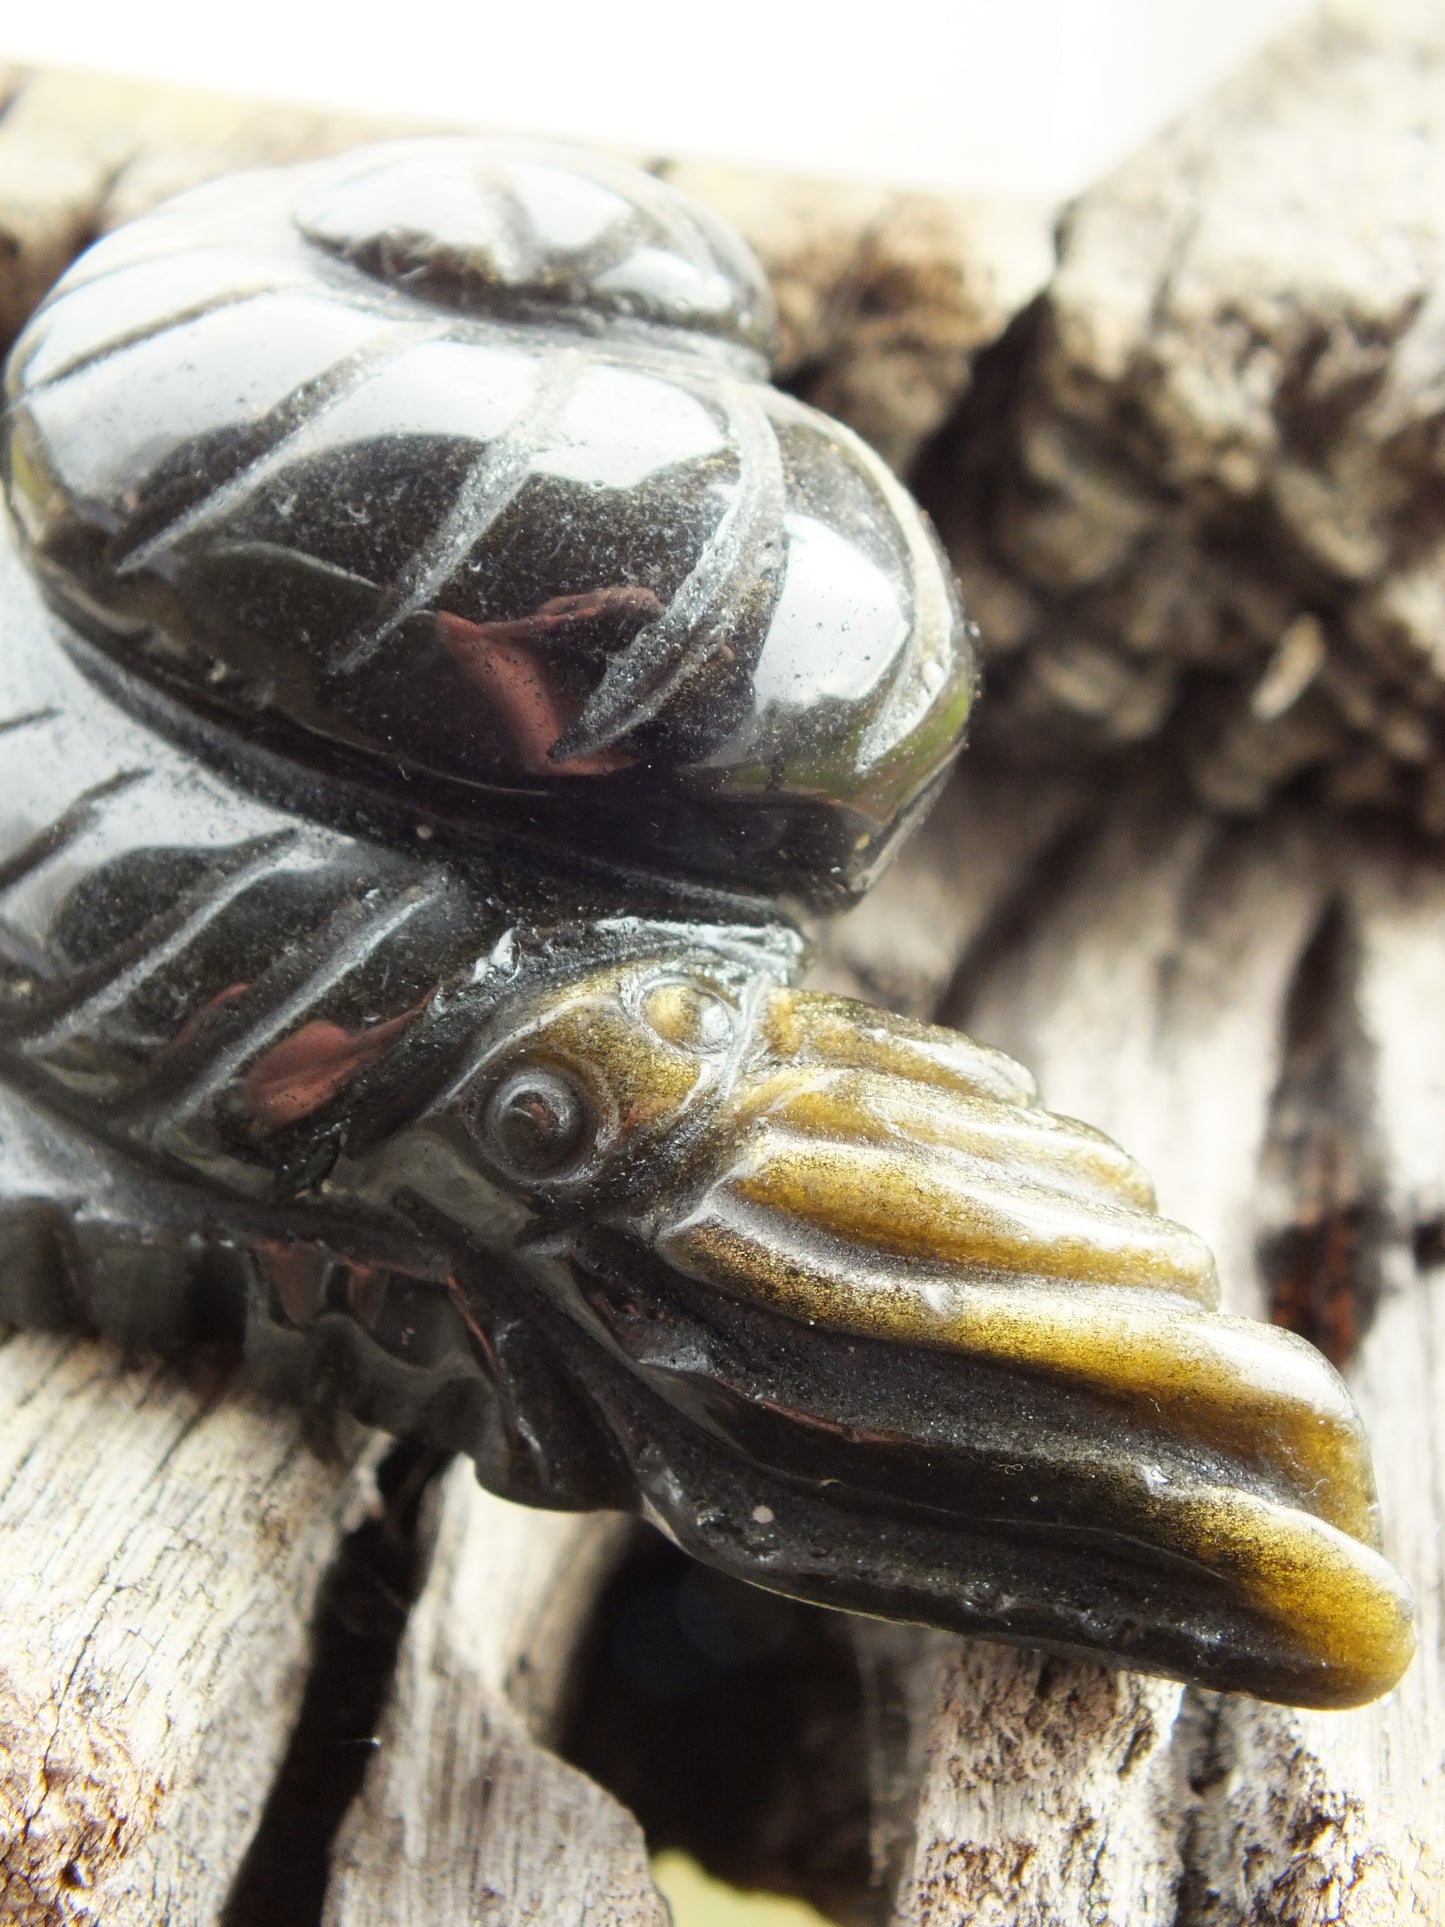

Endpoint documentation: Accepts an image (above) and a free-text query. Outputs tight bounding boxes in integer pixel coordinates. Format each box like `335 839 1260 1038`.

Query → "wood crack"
1257 894 1386 1367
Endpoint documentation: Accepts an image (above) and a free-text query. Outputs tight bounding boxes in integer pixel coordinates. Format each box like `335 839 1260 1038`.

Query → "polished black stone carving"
0 141 1413 1708
5 139 973 906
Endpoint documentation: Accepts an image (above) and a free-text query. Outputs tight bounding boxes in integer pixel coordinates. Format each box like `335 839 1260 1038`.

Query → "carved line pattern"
144 878 447 1138
335 346 589 673
114 325 432 575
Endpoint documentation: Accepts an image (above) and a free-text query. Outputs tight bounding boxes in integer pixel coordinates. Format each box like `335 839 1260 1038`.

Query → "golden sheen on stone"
0 137 1413 1708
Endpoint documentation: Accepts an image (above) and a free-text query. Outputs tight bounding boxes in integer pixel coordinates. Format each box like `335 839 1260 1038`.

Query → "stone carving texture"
0 136 1413 1725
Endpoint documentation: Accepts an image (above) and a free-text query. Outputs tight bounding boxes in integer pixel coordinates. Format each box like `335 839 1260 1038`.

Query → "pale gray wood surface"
322 1466 663 1926
0 1336 381 1924
941 0 1445 836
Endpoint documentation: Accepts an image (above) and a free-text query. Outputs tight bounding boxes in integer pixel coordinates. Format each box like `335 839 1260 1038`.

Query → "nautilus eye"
481 1066 593 1180
640 978 736 1053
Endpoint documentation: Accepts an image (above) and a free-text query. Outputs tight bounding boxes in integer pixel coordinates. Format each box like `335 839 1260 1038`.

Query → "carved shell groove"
3 139 974 903
2 138 1412 1713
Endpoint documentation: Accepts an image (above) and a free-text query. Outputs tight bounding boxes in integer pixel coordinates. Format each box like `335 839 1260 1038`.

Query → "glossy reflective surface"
0 143 1414 1708
5 139 972 906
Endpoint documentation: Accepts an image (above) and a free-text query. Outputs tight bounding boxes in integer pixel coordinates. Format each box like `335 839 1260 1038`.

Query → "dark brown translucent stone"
0 141 1412 1709
5 138 973 906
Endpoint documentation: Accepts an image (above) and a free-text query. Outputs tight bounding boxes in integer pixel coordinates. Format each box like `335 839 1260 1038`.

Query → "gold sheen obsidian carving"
0 138 1414 1708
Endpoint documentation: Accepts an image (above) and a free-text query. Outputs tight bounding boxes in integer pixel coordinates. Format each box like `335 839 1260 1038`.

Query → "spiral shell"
4 139 973 902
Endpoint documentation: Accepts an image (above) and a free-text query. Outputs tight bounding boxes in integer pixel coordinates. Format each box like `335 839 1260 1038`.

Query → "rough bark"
939 0 1445 836
321 1465 662 1926
0 1335 381 1925
661 160 1052 470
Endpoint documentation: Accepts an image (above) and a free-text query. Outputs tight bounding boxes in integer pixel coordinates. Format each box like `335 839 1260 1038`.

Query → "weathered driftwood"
0 1336 381 1924
0 31 1442 1927
938 0 1445 835
660 158 1052 471
322 1467 659 1926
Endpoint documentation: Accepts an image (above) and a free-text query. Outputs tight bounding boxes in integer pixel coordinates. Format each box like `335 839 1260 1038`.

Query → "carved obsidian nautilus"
0 139 1414 1708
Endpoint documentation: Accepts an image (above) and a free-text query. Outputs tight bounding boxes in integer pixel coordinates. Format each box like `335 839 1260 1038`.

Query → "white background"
4 0 1310 199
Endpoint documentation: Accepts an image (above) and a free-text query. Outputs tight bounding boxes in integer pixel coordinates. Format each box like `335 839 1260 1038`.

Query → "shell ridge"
334 344 589 674
816 404 965 774
294 138 776 356
141 876 449 1143
551 374 788 760
531 202 653 297
0 707 57 739
0 768 150 902
19 830 303 1054
9 282 291 403
112 322 430 578
581 157 717 277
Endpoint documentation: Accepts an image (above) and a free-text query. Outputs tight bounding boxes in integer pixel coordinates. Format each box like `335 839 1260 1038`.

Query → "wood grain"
322 1466 663 1925
0 1337 381 1924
